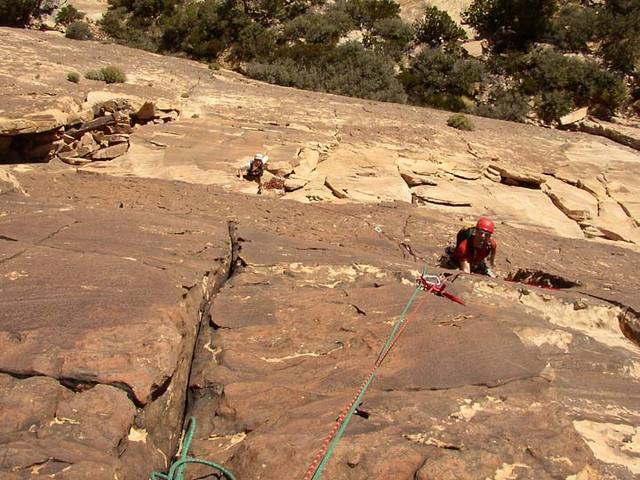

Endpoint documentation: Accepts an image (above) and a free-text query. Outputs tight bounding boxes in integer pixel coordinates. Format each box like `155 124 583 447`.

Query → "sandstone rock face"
0 185 233 479
1 27 640 480
4 27 637 248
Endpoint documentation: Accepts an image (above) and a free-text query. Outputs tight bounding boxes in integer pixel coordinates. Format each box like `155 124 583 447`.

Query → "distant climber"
239 153 269 181
441 217 497 278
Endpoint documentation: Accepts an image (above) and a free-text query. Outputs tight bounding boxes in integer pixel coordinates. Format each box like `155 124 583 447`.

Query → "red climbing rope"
302 273 464 480
416 274 465 305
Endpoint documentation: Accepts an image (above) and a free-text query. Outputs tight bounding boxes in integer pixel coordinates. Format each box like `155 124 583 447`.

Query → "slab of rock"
559 107 589 126
103 134 130 145
574 119 640 152
591 198 640 243
412 183 473 206
294 147 320 176
489 163 546 188
0 194 232 479
92 142 129 160
325 174 412 203
542 177 598 222
135 101 157 122
461 40 486 58
266 160 295 177
76 132 100 157
284 175 309 192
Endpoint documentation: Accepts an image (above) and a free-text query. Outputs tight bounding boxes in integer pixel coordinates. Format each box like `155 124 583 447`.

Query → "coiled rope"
150 416 236 480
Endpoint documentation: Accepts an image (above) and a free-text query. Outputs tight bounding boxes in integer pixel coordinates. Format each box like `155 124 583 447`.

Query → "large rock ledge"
0 194 231 479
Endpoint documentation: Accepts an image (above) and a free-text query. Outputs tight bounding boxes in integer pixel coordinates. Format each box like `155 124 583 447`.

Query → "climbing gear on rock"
149 416 236 480
417 273 465 305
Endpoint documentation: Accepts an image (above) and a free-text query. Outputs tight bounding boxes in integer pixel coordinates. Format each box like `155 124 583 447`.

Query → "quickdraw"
416 274 465 305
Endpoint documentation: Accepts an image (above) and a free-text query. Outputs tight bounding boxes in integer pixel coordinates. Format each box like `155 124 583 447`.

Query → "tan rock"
284 176 308 192
325 174 412 203
591 198 640 244
103 134 130 145
559 107 589 126
76 132 100 157
412 184 473 206
397 158 439 186
85 91 145 115
0 169 27 195
92 143 129 160
59 153 92 166
541 177 598 222
114 123 134 134
484 167 501 183
266 160 294 177
489 163 546 187
294 148 320 176
135 102 156 122
0 117 40 136
400 171 438 187
461 40 485 58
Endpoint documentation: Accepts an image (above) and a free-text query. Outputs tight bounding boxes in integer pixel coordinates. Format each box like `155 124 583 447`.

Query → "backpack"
456 227 475 250
248 158 264 177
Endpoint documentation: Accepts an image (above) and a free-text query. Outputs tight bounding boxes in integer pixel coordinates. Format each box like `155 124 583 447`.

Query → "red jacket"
454 237 496 268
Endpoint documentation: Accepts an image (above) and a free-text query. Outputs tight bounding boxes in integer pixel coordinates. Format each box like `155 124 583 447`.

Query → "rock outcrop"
1 26 639 480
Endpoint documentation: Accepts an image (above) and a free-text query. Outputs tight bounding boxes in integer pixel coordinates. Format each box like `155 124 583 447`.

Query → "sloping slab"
378 321 545 390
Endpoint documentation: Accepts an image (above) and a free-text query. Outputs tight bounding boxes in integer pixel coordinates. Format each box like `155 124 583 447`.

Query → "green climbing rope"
309 266 428 480
150 416 236 480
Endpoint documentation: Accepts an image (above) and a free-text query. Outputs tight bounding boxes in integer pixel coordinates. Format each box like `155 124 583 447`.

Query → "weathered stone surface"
0 190 232 479
0 169 27 195
92 142 129 160
542 177 598 222
461 40 485 58
265 159 295 176
574 119 640 152
1 25 640 480
284 175 308 191
412 183 473 206
103 133 130 144
488 163 546 187
135 101 157 121
559 107 589 126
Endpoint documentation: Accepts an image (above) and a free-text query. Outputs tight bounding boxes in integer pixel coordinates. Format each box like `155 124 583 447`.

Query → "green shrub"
598 2 640 74
520 49 628 111
159 0 247 60
232 22 277 61
0 0 56 27
67 71 80 83
402 47 485 108
246 42 407 103
65 21 92 40
85 69 104 81
462 0 556 50
537 90 574 123
413 6 466 48
282 10 353 46
477 88 529 122
549 4 598 53
447 114 474 131
333 0 401 31
56 4 84 25
99 5 160 51
85 66 126 83
368 17 413 60
101 65 126 83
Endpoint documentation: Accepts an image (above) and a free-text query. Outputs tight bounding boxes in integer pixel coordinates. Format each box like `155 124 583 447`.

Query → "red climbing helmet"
476 216 495 234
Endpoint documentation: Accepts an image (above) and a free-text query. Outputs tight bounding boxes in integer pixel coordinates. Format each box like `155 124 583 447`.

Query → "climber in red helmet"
452 217 497 278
